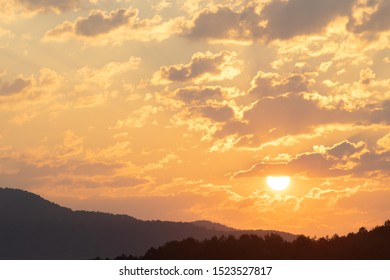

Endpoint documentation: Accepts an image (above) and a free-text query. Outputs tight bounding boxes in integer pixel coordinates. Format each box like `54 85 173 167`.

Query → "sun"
266 176 291 191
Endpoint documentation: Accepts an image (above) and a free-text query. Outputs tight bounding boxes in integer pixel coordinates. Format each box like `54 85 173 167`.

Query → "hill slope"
0 188 296 259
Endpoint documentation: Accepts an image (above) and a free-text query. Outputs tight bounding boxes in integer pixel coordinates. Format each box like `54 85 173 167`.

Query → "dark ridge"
0 188 297 260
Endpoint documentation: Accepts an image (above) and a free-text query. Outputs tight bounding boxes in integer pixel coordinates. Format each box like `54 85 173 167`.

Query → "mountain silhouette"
0 188 296 260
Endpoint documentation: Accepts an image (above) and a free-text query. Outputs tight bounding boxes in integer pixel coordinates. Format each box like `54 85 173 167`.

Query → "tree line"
110 220 390 260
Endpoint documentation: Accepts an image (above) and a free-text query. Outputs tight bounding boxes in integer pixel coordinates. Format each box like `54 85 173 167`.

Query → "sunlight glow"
266 176 291 191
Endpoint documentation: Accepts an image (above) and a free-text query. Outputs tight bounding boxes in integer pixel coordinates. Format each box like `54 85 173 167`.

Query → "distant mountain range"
0 188 297 260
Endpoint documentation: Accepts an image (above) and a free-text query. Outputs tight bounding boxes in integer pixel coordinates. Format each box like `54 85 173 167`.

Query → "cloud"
233 139 389 179
216 66 390 146
18 0 81 12
0 69 65 116
218 93 390 150
359 68 376 84
157 86 238 133
249 71 311 97
45 8 137 38
219 93 336 140
0 128 146 190
327 140 366 160
75 8 137 36
44 7 188 44
0 158 146 190
168 86 240 126
0 77 30 96
85 141 132 162
377 133 390 150
371 99 390 124
114 105 162 129
152 50 242 84
262 0 355 40
187 6 263 42
71 57 141 108
76 57 141 81
174 86 225 104
304 68 390 112
348 0 390 34
186 0 356 42
152 0 172 12
198 105 234 122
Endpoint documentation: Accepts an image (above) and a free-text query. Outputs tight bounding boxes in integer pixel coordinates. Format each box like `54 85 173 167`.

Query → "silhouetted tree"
123 220 390 260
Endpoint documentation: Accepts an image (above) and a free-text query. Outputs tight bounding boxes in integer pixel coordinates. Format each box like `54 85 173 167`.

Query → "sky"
0 0 389 237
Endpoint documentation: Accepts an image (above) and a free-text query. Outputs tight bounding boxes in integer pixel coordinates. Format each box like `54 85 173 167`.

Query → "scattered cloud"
377 133 390 150
152 0 172 12
76 57 141 82
0 77 30 96
249 71 312 97
262 0 355 40
233 139 389 179
45 7 138 37
76 8 137 37
174 86 226 104
186 6 264 43
348 0 390 34
186 0 356 42
114 105 162 128
44 7 188 44
152 50 242 84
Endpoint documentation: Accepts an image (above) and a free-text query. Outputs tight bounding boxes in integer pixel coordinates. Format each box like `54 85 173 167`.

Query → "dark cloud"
234 140 388 179
218 93 358 140
327 140 365 159
44 7 141 39
348 0 390 33
186 0 356 41
175 87 224 104
74 8 137 37
244 94 323 134
234 151 342 178
353 150 390 175
187 6 263 41
370 100 390 124
249 72 310 97
0 78 30 96
198 106 234 122
155 51 239 83
217 71 389 143
262 0 355 39
173 87 235 122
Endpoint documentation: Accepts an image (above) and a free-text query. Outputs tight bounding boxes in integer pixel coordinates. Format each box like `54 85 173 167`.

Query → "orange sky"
1 0 390 236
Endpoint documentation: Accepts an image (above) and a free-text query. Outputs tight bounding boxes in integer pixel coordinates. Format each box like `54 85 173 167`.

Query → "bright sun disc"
266 176 290 191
